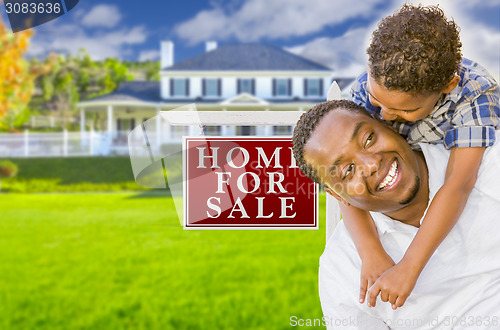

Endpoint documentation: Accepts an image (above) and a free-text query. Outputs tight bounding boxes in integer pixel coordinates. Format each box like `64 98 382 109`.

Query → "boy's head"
366 4 462 122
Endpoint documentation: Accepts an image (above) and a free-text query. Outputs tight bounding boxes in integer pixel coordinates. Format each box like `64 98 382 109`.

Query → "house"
77 41 336 155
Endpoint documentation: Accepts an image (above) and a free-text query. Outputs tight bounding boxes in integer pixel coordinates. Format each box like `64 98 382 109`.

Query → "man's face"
366 74 442 122
304 109 422 213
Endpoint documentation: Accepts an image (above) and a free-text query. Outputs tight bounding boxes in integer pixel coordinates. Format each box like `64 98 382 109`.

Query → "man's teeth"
379 161 398 190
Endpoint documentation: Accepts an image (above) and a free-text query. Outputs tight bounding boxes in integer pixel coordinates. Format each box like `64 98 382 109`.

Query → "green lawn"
0 157 146 193
0 192 327 330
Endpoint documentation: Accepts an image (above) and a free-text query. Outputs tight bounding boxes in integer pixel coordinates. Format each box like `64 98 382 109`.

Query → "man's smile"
376 159 400 191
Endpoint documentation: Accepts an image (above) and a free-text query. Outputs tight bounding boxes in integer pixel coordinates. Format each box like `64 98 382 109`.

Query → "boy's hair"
292 100 371 185
367 4 462 94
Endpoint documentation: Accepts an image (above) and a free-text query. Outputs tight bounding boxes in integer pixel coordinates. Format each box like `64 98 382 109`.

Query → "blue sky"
3 0 499 78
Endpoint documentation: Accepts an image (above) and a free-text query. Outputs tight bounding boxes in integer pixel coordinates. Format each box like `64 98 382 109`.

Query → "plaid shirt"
351 58 500 149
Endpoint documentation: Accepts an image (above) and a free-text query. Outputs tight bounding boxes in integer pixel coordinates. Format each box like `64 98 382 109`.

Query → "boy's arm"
339 203 394 304
367 146 485 309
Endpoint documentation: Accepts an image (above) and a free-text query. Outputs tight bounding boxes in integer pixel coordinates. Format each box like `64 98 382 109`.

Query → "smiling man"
292 100 500 329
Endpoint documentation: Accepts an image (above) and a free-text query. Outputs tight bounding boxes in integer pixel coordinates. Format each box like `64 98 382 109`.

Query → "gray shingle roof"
85 81 161 103
163 43 332 71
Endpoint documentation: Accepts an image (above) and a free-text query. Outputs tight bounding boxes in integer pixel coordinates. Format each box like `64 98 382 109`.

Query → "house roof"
85 81 162 103
163 43 332 71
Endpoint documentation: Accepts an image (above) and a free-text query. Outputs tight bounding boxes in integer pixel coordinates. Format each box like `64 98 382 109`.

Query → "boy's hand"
366 260 420 309
359 251 395 304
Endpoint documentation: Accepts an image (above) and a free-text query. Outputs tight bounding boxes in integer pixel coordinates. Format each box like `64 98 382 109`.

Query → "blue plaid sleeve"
350 72 381 117
444 83 500 149
351 72 368 106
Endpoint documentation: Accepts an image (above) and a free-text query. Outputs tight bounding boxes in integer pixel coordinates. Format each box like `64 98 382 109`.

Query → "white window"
305 78 322 96
172 78 188 97
272 126 293 135
238 79 254 94
274 79 290 96
203 79 219 97
203 126 222 136
236 126 256 136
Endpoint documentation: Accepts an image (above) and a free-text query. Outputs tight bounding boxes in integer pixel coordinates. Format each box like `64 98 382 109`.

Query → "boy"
342 4 500 310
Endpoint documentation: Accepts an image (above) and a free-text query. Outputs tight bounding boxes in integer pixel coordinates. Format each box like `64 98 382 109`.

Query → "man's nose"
380 107 397 121
358 152 381 177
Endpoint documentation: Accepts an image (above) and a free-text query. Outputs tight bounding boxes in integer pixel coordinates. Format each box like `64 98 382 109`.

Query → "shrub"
0 160 18 178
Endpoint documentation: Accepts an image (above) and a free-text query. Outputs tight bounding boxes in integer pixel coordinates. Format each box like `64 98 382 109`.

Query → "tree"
0 17 53 131
0 16 34 128
145 61 160 81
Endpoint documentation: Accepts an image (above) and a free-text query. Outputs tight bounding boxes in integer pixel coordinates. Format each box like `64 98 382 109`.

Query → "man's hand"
359 251 395 304
366 261 420 309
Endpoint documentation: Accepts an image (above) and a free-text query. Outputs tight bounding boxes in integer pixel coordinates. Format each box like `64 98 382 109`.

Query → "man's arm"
339 203 394 304
367 146 485 309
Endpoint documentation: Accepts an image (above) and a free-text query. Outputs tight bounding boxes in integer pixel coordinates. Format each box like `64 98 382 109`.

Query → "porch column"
188 106 198 136
264 108 273 136
80 108 85 133
221 108 228 136
107 105 113 134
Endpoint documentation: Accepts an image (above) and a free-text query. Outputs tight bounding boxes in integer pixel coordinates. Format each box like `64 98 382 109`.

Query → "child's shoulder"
457 58 498 94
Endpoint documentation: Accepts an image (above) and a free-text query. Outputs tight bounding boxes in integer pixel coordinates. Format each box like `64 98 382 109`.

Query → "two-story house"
77 41 336 154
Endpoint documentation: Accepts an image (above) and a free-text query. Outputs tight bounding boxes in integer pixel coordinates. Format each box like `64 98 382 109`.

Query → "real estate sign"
183 137 318 229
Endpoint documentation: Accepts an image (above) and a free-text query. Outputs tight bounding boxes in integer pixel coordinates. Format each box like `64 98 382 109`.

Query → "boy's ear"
324 187 350 206
442 75 461 94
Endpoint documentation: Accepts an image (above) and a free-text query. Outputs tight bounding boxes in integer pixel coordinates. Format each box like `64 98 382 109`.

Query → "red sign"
183 137 318 229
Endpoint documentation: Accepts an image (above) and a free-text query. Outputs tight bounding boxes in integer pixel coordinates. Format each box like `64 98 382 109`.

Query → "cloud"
28 5 147 60
286 27 372 77
174 0 387 45
138 50 160 62
287 0 500 80
81 4 122 28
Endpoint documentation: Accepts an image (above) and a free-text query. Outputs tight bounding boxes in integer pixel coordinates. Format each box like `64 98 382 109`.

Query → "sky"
2 0 499 79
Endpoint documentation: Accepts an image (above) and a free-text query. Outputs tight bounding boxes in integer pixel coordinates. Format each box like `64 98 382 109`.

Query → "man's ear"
324 187 350 206
442 75 461 94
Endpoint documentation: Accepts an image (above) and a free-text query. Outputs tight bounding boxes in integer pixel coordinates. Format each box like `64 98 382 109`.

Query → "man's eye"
342 164 354 180
364 133 374 148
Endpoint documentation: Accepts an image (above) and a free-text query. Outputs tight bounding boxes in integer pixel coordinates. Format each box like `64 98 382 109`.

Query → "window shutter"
251 79 255 95
130 119 135 131
272 78 276 96
319 79 323 97
217 79 222 96
288 78 292 96
304 79 308 96
185 79 190 97
170 78 174 96
202 78 206 96
117 119 121 131
237 79 241 94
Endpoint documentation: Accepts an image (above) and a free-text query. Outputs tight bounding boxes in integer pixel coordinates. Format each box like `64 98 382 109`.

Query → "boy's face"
366 74 443 122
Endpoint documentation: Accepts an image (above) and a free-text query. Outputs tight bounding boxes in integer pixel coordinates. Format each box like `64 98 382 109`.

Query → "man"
292 100 500 329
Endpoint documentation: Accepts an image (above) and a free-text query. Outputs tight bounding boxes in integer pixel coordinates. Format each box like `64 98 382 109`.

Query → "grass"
0 192 327 329
0 157 147 193
0 157 135 184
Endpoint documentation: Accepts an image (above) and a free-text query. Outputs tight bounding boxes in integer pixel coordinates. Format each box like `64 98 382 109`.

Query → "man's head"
292 100 423 213
366 4 462 122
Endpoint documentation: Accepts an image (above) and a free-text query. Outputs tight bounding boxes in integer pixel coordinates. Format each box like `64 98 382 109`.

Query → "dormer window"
237 78 255 94
304 78 323 97
170 78 189 97
273 78 292 97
